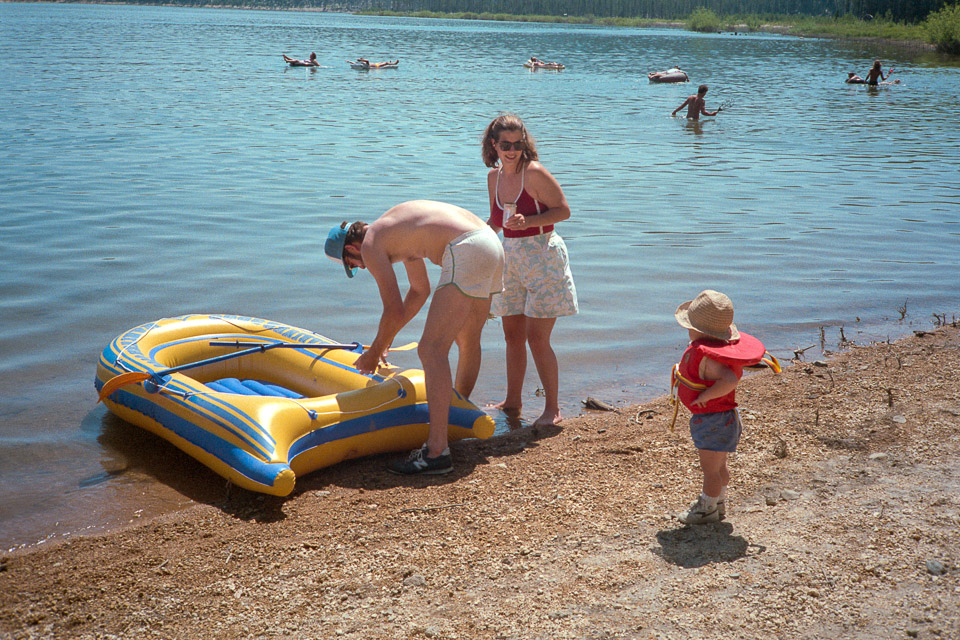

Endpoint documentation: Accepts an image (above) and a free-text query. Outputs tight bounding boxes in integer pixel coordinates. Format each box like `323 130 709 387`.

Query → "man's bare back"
672 85 719 121
324 200 502 474
365 200 486 266
684 95 706 120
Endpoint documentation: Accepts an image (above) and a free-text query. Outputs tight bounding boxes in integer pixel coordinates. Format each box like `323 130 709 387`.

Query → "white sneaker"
678 496 720 524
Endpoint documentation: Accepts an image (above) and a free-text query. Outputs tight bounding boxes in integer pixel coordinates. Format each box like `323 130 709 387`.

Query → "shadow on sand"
652 523 766 568
296 421 563 494
92 407 564 524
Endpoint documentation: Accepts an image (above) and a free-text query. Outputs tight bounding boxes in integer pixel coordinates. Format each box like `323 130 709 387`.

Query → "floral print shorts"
492 232 578 319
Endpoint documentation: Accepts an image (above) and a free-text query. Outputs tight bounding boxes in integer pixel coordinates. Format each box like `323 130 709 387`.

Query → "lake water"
1 3 958 552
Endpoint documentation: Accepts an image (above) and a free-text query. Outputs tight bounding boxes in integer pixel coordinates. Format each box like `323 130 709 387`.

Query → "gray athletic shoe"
388 445 453 475
718 499 726 520
678 496 720 525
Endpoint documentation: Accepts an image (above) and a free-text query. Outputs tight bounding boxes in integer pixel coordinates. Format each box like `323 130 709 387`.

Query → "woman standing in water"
481 114 578 428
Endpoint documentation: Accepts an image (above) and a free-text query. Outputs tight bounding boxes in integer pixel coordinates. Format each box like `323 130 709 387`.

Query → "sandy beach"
1 324 958 639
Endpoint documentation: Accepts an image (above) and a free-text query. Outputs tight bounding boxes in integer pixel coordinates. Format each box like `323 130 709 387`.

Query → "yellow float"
95 314 495 496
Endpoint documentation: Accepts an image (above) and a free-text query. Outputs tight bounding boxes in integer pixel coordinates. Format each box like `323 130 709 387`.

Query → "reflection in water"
682 118 704 135
96 412 229 505
493 406 527 433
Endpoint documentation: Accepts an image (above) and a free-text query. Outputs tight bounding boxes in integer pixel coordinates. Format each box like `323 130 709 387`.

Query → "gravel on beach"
1 325 958 639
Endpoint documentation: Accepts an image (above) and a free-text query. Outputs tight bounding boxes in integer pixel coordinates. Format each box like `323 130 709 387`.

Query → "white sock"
719 487 728 501
700 493 719 510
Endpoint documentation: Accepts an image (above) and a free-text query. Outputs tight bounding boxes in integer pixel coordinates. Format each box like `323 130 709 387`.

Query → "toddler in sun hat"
671 290 773 525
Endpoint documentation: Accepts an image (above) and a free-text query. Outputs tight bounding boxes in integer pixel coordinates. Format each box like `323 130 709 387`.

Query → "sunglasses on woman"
496 140 526 151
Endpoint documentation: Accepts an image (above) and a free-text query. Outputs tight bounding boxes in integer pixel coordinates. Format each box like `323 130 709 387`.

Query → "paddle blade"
762 353 783 373
387 341 418 352
97 371 152 403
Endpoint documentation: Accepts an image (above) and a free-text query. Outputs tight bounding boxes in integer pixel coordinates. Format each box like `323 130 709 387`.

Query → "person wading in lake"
481 113 578 429
324 200 504 475
672 84 721 121
864 59 889 86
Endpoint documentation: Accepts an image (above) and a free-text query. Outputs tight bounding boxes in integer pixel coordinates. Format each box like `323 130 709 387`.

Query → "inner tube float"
524 60 565 70
648 68 689 83
348 60 399 70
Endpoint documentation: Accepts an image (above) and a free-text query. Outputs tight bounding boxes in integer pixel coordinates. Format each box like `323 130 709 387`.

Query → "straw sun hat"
675 290 740 341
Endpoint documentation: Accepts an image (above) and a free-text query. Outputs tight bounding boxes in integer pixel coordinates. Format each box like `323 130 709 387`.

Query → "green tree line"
115 0 951 23
354 0 949 23
59 0 960 51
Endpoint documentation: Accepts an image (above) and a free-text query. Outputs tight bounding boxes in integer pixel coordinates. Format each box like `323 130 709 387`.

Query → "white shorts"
492 232 578 319
437 227 505 299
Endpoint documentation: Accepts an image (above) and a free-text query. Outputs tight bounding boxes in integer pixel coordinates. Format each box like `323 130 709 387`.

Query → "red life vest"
675 332 767 414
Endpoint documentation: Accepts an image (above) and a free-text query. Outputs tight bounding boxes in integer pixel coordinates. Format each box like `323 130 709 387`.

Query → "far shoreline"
2 1 937 52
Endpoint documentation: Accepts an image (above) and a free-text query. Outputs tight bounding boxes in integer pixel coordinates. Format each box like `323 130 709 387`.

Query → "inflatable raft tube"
95 314 495 496
648 68 689 83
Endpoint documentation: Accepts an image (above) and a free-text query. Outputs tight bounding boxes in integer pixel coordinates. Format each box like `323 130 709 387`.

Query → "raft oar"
97 340 418 403
207 340 417 352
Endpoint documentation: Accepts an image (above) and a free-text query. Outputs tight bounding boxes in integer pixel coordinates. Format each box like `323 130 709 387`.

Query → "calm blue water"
1 3 958 551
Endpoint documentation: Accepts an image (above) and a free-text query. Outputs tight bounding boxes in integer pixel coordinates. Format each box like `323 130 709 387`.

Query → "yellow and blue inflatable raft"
95 314 495 496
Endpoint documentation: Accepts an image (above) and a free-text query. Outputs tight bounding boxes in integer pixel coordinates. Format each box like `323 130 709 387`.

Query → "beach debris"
400 503 466 514
582 397 616 411
773 438 789 459
925 559 947 575
403 574 427 587
633 408 656 423
932 313 958 327
793 344 815 360
761 486 781 505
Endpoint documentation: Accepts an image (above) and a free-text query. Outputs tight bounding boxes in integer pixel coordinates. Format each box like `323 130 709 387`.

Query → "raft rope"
113 315 333 377
109 316 414 453
112 315 409 425
668 352 782 432
113 315 272 375
112 318 166 372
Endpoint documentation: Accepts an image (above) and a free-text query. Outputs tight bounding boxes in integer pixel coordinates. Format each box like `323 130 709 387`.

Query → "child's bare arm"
692 356 738 407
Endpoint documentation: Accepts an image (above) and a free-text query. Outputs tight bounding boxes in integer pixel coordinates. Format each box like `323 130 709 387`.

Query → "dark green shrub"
924 3 960 53
688 7 721 33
